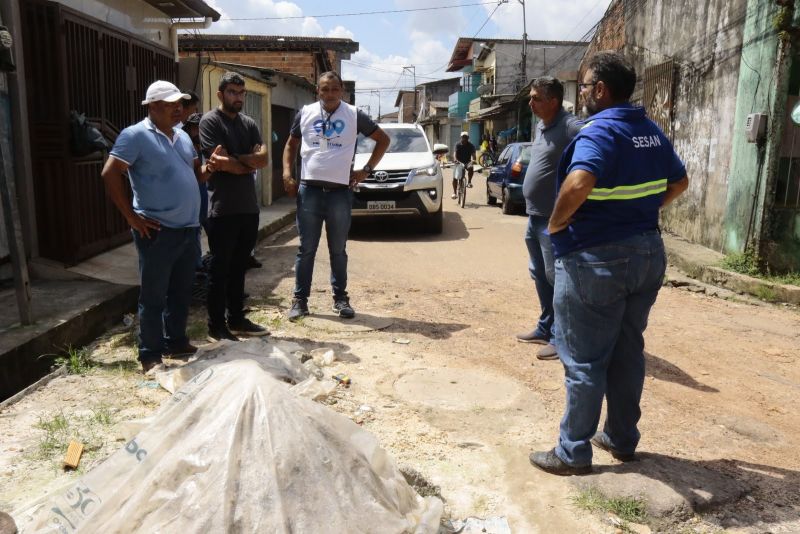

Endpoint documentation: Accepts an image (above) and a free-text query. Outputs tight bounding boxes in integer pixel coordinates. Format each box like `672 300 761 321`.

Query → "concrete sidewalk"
68 197 296 286
663 232 800 305
0 197 296 401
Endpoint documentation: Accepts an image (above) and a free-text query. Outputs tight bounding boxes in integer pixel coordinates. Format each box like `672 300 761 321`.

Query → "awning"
467 103 514 121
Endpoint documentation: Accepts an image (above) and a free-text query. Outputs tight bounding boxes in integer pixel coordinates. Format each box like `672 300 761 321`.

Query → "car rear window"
357 128 428 153
518 146 532 165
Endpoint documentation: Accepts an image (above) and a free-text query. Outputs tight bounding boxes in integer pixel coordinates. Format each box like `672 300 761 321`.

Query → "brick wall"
581 0 625 76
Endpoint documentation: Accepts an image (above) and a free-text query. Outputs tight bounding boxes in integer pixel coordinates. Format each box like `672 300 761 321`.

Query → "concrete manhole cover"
394 367 523 410
301 313 394 333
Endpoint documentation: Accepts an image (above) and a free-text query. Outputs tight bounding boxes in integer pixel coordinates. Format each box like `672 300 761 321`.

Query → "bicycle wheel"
458 178 467 208
479 152 495 167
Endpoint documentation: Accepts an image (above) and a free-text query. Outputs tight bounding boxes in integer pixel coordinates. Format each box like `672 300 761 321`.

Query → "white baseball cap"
460 131 469 137
141 80 191 105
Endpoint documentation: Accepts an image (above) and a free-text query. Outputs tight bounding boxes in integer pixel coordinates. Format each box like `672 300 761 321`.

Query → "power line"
223 1 498 21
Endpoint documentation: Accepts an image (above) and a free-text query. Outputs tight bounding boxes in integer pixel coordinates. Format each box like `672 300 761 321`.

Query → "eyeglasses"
578 82 596 90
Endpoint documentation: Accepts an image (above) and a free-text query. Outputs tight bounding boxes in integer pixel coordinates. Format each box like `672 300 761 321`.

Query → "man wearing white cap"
101 80 213 373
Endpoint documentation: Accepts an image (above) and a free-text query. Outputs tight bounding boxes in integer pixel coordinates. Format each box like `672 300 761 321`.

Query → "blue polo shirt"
110 118 200 228
551 104 686 258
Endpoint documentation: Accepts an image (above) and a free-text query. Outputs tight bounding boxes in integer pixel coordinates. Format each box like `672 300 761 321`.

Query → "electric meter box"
745 113 767 143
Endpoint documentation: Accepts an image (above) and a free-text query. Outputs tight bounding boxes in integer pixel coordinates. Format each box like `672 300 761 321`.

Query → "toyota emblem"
374 171 389 182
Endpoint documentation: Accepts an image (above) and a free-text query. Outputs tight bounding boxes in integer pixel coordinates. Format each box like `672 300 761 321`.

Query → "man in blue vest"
529 52 689 475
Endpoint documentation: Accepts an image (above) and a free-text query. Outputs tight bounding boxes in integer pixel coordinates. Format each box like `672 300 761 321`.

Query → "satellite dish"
792 101 800 125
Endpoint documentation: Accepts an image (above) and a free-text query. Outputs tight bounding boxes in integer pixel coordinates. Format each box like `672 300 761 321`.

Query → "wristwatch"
362 164 372 174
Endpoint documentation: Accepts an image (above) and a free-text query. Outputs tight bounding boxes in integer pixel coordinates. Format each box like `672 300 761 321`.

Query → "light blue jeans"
524 215 556 340
294 183 353 300
553 231 666 467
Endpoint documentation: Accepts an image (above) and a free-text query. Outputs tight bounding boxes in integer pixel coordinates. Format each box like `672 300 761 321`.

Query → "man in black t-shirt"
453 132 476 198
200 71 269 341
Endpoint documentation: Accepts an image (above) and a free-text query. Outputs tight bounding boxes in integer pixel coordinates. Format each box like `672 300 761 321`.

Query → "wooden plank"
64 440 84 469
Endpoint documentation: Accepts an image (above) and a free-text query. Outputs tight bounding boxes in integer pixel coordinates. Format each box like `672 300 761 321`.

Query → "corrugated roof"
179 34 359 53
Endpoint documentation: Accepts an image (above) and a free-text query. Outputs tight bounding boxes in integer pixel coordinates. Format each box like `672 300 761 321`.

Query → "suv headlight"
412 164 438 177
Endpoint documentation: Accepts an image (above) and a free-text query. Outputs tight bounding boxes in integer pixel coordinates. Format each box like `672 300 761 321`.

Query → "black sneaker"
246 255 262 269
228 318 270 337
207 325 239 342
529 448 591 476
332 297 355 319
287 298 310 322
591 432 637 462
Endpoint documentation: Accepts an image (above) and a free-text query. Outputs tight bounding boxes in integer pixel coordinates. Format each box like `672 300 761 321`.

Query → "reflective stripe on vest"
587 178 667 201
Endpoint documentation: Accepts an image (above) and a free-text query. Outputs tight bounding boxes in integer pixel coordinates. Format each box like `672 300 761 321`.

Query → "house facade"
446 37 587 147
587 0 800 271
1 0 219 267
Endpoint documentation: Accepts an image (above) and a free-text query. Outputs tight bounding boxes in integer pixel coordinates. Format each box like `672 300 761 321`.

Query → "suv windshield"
357 128 428 154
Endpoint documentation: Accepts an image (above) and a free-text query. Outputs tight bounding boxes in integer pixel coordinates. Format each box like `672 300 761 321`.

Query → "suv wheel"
487 184 497 205
501 188 514 215
423 205 443 234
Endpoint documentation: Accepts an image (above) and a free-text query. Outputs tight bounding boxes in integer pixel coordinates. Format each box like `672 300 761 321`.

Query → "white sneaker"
451 193 457 199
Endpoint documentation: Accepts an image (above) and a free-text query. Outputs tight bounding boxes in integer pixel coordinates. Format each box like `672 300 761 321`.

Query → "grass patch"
721 249 760 277
54 346 95 375
32 405 117 461
721 249 800 288
108 330 136 349
573 486 647 524
754 285 778 302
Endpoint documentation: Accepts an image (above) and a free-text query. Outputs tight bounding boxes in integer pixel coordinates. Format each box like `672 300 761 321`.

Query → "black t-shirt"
199 108 263 217
455 141 476 164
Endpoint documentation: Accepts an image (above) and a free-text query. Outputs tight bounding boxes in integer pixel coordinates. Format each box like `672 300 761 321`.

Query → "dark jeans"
294 183 352 300
524 215 556 341
205 213 259 327
132 227 198 363
553 231 666 467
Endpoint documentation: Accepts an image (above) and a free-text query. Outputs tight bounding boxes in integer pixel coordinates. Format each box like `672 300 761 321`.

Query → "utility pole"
402 65 416 121
519 0 527 90
371 89 381 119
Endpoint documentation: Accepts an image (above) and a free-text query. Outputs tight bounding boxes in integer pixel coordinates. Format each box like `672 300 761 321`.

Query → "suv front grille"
364 170 409 185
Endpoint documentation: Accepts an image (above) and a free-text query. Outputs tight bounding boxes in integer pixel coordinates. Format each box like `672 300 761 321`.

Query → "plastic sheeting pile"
13 340 443 533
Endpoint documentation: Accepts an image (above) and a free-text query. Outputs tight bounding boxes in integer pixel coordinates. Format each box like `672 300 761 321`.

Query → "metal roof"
142 0 220 20
179 34 359 53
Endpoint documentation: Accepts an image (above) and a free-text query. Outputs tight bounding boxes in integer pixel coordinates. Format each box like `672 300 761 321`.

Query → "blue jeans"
294 183 353 300
525 215 556 340
132 226 198 363
553 231 666 467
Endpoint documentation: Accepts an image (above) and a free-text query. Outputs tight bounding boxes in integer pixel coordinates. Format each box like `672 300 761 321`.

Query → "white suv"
352 123 443 233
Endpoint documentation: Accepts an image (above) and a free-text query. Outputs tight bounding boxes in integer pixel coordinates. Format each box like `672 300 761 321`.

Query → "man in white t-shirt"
282 71 389 320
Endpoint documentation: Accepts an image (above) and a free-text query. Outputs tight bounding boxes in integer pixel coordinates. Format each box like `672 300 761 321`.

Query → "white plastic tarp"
13 343 442 533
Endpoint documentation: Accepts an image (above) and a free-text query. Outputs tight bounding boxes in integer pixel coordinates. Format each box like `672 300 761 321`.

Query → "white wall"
51 0 172 48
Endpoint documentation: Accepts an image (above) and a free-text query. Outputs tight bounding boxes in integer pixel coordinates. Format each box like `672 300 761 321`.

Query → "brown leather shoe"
536 343 559 360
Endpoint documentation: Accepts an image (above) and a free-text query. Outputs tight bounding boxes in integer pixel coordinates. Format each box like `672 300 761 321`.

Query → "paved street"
2 169 799 533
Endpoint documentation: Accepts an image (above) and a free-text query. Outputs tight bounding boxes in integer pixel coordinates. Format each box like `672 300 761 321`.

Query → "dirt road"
242 169 800 532
2 170 799 533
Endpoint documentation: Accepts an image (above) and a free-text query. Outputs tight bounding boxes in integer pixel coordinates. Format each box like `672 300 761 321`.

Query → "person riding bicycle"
453 132 476 198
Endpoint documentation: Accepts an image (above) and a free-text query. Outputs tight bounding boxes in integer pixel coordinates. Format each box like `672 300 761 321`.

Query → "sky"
199 0 612 117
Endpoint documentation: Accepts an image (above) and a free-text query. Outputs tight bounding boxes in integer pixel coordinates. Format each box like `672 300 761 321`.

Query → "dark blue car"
485 142 531 214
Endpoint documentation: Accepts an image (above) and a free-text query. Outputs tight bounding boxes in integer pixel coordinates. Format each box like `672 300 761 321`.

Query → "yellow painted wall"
201 66 274 206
